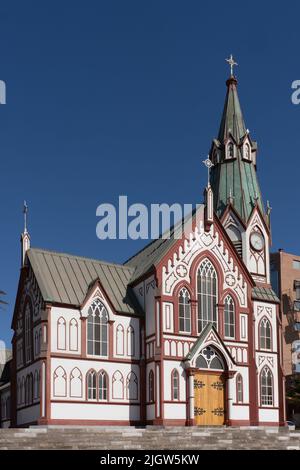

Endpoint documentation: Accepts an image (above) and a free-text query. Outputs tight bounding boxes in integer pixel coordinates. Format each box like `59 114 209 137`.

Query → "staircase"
0 426 299 450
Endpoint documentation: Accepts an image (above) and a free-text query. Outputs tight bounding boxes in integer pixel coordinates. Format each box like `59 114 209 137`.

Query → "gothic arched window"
127 326 135 356
259 317 272 350
70 367 82 398
87 299 109 357
87 370 97 400
171 369 179 401
178 288 191 333
260 366 273 406
227 142 234 159
57 317 66 350
197 259 218 333
224 295 235 339
98 370 108 401
69 318 78 351
53 367 67 397
126 372 138 400
245 143 250 160
116 324 124 356
195 346 224 370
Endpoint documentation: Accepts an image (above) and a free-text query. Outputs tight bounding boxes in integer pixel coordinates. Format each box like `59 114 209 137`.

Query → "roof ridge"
28 247 135 272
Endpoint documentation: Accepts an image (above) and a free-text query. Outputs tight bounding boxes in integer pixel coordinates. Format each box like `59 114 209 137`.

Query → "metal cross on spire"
23 200 28 233
202 157 214 187
225 54 238 76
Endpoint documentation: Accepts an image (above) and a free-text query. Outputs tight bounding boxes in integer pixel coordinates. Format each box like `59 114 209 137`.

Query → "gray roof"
252 286 280 303
27 248 142 315
124 206 204 283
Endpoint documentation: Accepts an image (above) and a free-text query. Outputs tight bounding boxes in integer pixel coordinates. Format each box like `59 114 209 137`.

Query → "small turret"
21 201 30 267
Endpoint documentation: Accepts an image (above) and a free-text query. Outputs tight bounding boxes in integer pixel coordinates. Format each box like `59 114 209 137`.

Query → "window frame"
178 287 191 334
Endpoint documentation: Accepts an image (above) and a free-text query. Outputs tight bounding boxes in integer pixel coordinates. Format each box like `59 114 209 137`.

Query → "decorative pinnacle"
202 157 214 187
23 200 28 233
267 200 272 215
225 54 238 76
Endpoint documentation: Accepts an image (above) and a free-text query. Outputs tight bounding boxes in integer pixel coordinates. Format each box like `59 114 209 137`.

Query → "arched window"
53 367 67 397
227 142 234 158
224 295 235 339
116 324 124 356
259 317 272 350
57 317 66 350
245 143 250 160
195 346 225 370
69 318 78 351
197 259 218 332
126 372 138 400
149 370 154 403
98 370 108 401
70 367 82 398
236 374 243 403
178 288 191 333
127 325 135 356
87 370 97 400
171 369 179 401
112 370 124 399
24 302 32 363
260 366 273 406
87 299 109 357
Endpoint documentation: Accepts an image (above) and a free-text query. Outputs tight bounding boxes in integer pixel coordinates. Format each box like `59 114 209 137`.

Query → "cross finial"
267 200 272 215
23 200 28 233
202 156 214 187
226 54 238 76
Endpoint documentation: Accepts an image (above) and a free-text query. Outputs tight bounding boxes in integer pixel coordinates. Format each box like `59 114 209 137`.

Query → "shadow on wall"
282 294 299 345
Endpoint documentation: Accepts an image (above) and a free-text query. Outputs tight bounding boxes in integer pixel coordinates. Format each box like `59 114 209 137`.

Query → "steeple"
21 201 30 267
210 60 265 224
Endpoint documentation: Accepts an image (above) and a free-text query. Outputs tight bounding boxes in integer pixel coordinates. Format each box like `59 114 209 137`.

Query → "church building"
1 61 285 427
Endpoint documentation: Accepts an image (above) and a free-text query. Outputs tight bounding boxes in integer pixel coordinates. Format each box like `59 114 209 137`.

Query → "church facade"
1 69 285 427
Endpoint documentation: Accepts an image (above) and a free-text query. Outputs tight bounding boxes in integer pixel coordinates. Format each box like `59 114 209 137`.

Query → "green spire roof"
210 76 265 223
218 77 247 142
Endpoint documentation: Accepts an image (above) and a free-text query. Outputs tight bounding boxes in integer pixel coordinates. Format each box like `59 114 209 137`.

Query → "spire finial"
225 54 238 77
23 200 28 233
267 200 272 215
202 156 214 187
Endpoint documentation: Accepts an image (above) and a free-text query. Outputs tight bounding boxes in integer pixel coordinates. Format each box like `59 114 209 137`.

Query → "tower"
209 59 271 284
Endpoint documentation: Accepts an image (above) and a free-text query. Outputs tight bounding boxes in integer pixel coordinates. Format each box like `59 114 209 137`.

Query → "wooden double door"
194 372 225 425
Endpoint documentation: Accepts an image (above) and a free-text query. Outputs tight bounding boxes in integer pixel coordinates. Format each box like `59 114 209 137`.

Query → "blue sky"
0 1 300 345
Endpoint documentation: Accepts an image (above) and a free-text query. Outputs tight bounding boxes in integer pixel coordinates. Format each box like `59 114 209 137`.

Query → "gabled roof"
26 248 142 315
184 323 235 368
124 207 204 284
